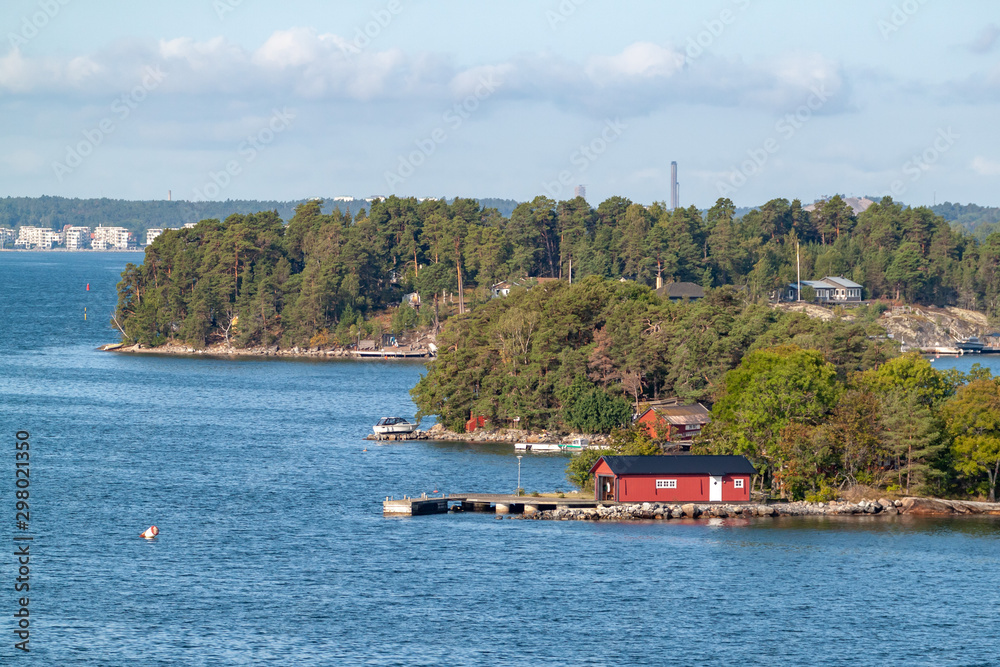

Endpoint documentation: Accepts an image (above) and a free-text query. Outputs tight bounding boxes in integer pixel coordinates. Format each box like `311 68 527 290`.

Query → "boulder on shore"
900 497 957 515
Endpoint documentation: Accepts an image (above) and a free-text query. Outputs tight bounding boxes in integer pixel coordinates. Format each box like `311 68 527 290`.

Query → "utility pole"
796 241 801 302
516 455 523 496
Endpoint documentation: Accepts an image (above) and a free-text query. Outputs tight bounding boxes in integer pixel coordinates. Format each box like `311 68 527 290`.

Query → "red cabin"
590 455 756 503
635 403 711 444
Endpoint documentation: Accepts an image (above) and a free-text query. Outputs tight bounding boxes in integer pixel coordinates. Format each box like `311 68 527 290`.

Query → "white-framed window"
734 478 745 489
656 479 677 489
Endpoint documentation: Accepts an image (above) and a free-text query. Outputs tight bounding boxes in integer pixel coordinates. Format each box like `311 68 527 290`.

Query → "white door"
709 475 722 502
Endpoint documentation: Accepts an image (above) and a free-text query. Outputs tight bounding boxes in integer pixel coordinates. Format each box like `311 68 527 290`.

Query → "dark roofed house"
590 455 756 503
655 282 705 301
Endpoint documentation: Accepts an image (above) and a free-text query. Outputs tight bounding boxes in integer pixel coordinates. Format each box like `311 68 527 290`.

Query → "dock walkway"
382 493 605 516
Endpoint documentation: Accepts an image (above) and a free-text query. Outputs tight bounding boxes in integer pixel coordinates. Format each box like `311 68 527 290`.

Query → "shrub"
805 485 839 503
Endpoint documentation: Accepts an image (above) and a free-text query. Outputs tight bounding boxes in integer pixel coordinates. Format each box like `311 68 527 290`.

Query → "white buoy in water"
140 525 159 539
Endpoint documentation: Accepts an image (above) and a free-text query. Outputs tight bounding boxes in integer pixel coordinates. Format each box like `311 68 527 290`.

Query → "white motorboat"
514 442 562 452
515 439 593 452
373 417 418 435
561 438 591 450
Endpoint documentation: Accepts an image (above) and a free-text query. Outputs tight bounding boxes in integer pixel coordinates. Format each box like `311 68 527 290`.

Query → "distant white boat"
514 442 562 452
562 438 591 450
515 438 592 453
373 417 417 435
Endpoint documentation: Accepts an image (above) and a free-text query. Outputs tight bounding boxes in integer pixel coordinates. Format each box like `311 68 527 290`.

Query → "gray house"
788 276 863 302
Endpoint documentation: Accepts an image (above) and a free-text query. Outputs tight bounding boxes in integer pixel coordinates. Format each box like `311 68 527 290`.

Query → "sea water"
0 252 998 665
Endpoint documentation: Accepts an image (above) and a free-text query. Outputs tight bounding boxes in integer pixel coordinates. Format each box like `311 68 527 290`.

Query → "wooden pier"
382 493 604 516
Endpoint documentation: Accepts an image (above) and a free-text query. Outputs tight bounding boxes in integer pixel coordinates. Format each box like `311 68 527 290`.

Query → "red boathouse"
590 455 756 503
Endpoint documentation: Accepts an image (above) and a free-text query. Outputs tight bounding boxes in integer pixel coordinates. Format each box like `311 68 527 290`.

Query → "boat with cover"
373 417 417 435
956 337 986 353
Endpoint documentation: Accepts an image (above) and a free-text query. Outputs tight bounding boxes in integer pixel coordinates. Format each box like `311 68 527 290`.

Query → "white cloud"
585 42 685 84
0 34 853 117
971 156 1000 176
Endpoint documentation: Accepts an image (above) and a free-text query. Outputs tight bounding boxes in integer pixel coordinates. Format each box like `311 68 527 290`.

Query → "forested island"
112 193 1000 502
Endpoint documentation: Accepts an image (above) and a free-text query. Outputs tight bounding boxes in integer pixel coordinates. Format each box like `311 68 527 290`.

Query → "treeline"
0 196 304 236
410 276 895 433
115 192 1000 349
932 201 1000 237
699 350 1000 502
0 196 521 239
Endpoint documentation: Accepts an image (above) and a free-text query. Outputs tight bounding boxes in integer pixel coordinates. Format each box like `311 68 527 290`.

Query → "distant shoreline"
100 342 427 361
0 248 144 253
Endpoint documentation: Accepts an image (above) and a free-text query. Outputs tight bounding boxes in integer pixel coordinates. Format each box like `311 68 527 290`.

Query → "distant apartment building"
92 226 132 250
64 226 91 250
0 228 14 248
16 226 63 249
146 228 165 245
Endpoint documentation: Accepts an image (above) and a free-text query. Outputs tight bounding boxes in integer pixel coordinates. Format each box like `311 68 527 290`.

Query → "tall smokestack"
670 161 678 210
168 190 172 201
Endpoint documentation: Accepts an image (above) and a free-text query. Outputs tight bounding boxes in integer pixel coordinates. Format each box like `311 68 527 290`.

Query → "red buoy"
140 525 159 539
86 283 90 291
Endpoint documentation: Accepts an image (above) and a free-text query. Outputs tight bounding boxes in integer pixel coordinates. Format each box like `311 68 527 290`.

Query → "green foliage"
561 377 632 434
115 191 1000 348
566 449 611 492
941 379 1000 501
412 276 889 433
702 346 841 471
108 191 1000 502
805 485 840 503
564 425 661 491
391 304 420 333
860 352 957 407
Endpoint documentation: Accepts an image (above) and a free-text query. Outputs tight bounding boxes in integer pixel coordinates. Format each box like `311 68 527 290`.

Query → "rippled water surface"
1 252 999 665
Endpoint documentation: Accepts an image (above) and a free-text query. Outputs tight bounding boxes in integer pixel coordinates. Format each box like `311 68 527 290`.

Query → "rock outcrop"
516 497 1000 522
900 497 1000 515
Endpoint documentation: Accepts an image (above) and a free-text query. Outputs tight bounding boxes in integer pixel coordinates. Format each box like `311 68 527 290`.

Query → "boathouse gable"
589 455 755 503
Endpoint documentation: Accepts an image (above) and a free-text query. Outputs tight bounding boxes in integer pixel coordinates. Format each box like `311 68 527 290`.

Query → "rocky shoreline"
420 424 612 446
103 342 391 359
516 497 1000 521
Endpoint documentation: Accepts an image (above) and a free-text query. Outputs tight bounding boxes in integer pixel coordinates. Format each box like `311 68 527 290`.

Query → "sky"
2 0 999 208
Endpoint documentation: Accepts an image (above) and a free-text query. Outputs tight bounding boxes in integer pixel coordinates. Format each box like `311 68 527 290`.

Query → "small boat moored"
956 337 986 354
373 417 418 435
562 438 592 450
515 438 593 453
514 442 562 452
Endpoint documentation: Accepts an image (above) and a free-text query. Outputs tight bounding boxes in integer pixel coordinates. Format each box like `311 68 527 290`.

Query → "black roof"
656 282 705 299
594 455 757 476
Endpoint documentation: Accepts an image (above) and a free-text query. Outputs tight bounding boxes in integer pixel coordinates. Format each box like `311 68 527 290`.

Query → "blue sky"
3 0 999 207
